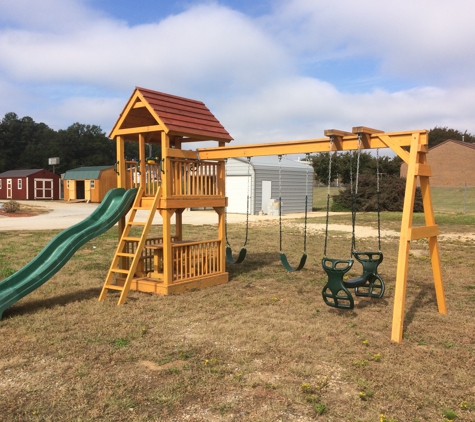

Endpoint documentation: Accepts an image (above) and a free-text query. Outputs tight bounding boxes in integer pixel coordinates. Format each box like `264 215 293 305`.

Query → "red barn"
0 169 61 200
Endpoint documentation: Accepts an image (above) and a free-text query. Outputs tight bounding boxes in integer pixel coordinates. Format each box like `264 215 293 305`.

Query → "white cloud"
0 3 290 96
270 0 475 87
0 0 474 142
220 78 475 144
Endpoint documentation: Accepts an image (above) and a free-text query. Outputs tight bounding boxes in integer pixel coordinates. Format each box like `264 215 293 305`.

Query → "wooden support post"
175 209 183 241
139 134 147 189
418 148 447 315
391 133 446 342
161 209 173 287
116 136 126 188
161 132 171 198
214 206 227 273
391 134 419 342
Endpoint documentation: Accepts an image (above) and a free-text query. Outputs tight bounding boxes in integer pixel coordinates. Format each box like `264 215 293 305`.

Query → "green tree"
45 123 116 173
311 153 340 185
311 151 402 186
0 113 56 172
332 174 423 212
428 126 475 147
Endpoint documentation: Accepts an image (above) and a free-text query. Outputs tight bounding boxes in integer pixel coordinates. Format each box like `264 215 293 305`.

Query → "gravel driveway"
0 200 321 231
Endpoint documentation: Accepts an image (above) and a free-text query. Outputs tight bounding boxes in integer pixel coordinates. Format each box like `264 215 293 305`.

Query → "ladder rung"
111 268 130 274
123 236 141 241
117 252 135 258
104 285 125 291
129 221 146 226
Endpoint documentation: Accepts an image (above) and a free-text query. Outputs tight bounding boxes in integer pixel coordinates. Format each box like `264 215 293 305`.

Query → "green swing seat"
226 246 247 264
280 252 307 272
321 257 355 309
345 251 385 298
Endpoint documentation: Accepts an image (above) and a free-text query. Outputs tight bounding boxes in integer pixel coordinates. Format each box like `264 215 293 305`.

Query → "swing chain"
224 158 230 247
324 138 334 257
278 154 283 253
243 157 251 247
376 148 381 252
351 135 362 254
304 153 310 252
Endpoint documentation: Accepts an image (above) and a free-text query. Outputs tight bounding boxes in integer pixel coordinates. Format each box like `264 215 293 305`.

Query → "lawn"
1 210 475 421
313 186 475 215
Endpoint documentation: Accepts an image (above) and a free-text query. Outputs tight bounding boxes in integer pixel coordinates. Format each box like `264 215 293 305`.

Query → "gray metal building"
225 156 313 215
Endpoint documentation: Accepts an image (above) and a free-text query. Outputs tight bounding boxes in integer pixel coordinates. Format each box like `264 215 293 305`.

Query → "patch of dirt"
0 202 50 218
0 210 38 218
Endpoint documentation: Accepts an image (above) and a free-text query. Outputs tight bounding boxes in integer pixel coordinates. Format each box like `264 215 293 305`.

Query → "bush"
332 175 423 212
3 200 21 213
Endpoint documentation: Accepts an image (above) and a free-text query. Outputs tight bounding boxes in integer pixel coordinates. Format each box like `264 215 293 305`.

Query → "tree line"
0 112 157 175
1 111 473 180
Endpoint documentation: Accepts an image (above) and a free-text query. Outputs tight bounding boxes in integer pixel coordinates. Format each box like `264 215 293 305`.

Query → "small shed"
63 166 116 203
0 169 61 200
225 156 313 215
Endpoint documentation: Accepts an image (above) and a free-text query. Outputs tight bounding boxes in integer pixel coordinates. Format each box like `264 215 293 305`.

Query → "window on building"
67 181 70 189
0 179 2 189
18 179 22 189
90 180 95 189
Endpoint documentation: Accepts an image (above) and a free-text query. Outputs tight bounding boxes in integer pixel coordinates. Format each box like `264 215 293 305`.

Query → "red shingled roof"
136 87 232 142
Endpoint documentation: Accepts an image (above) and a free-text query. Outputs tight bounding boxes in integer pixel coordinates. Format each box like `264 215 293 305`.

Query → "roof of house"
429 139 475 152
109 87 233 143
63 166 113 180
0 169 47 178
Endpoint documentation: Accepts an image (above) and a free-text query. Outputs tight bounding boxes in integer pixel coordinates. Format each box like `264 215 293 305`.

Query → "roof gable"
429 139 475 152
109 87 233 143
0 169 46 178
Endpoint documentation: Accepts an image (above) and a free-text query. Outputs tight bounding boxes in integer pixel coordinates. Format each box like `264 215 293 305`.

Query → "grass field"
313 186 475 214
1 207 475 421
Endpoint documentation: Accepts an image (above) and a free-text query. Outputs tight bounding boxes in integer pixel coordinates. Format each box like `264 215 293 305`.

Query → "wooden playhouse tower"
99 87 233 304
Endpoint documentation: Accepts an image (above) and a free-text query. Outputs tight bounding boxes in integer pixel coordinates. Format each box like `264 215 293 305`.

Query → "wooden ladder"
99 187 162 305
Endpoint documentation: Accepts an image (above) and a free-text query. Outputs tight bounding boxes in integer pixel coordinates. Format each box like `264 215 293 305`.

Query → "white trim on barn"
225 156 313 215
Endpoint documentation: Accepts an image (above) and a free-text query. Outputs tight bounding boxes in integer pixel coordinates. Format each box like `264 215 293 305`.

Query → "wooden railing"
125 160 161 196
172 239 221 282
124 237 178 275
124 237 220 282
170 159 221 197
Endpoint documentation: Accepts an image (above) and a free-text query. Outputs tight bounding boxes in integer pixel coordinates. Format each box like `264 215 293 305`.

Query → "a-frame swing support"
197 126 446 343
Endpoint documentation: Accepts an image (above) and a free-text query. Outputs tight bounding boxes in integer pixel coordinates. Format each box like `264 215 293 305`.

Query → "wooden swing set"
100 87 446 343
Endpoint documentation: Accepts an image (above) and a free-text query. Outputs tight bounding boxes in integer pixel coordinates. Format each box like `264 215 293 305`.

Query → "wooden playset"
99 87 446 343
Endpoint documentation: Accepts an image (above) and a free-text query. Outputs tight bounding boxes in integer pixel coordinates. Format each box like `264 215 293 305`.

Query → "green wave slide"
0 187 137 319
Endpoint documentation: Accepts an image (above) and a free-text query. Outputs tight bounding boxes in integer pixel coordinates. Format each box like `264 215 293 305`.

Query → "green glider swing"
344 146 385 299
225 157 251 264
278 154 309 272
321 136 385 309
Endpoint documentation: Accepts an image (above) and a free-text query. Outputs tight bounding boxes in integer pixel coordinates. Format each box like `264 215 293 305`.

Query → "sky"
1 0 475 148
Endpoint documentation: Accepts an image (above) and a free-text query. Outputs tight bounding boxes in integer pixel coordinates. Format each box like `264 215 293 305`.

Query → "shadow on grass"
403 283 438 331
3 287 101 318
227 251 282 279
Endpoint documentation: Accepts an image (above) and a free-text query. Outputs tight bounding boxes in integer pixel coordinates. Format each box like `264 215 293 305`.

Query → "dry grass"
1 215 475 421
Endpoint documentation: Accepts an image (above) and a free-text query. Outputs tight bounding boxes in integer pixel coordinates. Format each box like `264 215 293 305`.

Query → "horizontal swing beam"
197 129 428 160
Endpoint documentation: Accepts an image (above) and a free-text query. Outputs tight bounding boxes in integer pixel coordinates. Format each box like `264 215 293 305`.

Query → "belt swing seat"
225 157 251 264
278 154 309 272
321 135 385 309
